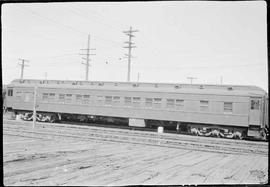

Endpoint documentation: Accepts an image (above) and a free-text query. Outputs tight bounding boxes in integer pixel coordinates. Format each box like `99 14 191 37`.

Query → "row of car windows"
13 91 261 112
38 93 232 113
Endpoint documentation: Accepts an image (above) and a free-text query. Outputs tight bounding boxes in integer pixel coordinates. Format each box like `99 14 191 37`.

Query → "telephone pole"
123 26 138 82
220 76 223 85
79 34 96 81
187 77 197 84
18 58 29 79
33 85 38 128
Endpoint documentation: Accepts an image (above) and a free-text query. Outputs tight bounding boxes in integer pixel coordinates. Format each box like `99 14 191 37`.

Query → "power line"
31 53 79 60
17 6 122 48
85 8 126 30
19 6 122 47
2 27 59 41
135 63 265 70
80 34 96 81
66 7 121 34
123 26 138 82
19 6 87 36
18 58 29 79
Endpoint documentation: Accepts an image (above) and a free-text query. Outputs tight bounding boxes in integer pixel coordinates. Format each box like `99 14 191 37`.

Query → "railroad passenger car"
4 79 269 140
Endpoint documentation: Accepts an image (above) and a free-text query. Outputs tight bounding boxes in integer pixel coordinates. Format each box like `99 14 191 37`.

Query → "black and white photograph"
2 1 268 186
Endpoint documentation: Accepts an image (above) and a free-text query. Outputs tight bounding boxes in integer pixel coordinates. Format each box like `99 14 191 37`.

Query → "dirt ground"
3 120 268 186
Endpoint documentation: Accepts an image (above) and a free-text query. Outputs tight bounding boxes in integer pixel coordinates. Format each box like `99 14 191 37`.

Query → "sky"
2 1 268 91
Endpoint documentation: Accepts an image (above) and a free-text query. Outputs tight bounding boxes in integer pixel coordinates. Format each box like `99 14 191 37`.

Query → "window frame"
124 97 132 107
7 89 13 96
96 95 104 105
175 99 184 110
76 94 83 104
65 94 73 104
132 97 141 107
153 98 162 108
42 93 49 101
59 94 65 103
200 100 209 112
82 95 90 104
166 99 175 109
250 99 260 110
145 98 153 108
224 102 233 113
48 93 56 102
112 96 121 106
105 96 112 105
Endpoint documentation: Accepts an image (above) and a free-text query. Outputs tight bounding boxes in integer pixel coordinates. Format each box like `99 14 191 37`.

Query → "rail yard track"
3 119 268 156
3 119 268 185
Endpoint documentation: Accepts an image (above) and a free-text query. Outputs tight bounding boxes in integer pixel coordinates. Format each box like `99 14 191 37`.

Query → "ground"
3 119 268 186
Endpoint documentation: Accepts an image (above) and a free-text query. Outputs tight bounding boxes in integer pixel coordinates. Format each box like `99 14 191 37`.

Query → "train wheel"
49 115 56 123
233 131 242 139
261 129 267 141
211 129 220 137
190 127 199 136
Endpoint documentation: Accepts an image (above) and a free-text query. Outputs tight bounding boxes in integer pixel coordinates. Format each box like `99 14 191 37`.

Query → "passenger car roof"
9 79 267 97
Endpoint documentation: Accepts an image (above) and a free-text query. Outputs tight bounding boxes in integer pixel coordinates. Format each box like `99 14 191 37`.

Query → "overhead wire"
85 7 127 29
31 53 79 60
12 5 143 68
64 7 127 63
136 63 265 70
65 7 123 46
2 27 60 41
9 6 123 71
18 6 87 36
18 6 123 47
7 5 264 81
67 7 121 33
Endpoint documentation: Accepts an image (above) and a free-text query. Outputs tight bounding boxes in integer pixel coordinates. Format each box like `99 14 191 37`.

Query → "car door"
249 97 262 126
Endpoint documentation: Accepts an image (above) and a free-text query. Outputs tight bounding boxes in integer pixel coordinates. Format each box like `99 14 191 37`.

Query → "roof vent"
98 82 104 86
133 83 139 87
175 85 181 89
199 85 204 89
227 87 233 91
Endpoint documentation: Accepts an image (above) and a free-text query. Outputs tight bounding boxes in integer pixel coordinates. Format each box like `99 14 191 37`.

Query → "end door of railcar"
248 97 263 137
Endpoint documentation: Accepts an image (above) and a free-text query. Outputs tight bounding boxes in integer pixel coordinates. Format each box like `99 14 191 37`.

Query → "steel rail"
3 120 268 155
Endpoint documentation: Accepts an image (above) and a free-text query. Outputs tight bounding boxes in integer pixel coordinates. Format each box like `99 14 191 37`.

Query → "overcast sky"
2 1 268 91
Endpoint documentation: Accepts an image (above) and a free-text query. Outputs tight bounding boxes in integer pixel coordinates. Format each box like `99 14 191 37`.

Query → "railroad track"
3 119 268 155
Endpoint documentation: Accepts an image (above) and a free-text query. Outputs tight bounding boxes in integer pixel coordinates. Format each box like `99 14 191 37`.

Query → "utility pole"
33 85 38 128
187 77 197 84
79 34 96 81
123 26 138 82
220 76 223 85
18 58 29 79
